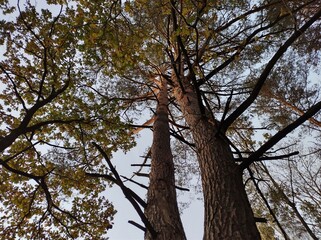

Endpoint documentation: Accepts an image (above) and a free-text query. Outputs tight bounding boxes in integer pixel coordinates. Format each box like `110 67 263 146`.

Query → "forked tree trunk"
174 83 261 240
144 80 186 240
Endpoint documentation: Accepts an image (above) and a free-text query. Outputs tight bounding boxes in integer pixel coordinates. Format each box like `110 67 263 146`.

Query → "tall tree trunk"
174 83 261 240
144 80 186 240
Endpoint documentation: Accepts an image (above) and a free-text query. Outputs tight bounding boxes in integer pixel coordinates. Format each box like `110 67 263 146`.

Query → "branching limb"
3 141 41 163
240 100 321 169
121 175 148 190
128 117 155 135
0 64 27 110
169 129 195 148
0 77 70 153
129 148 151 180
128 220 146 232
223 8 321 131
131 164 151 167
85 172 147 208
0 160 42 180
236 151 299 162
92 142 156 237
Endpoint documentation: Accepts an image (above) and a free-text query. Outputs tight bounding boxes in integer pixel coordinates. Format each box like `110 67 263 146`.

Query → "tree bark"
174 82 261 240
144 80 186 240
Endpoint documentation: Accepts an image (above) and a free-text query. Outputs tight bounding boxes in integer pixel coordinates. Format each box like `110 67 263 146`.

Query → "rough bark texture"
174 83 261 240
144 81 186 240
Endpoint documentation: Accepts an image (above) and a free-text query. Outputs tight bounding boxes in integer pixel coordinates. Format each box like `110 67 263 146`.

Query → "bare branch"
121 175 148 190
236 151 299 162
128 220 146 232
175 185 190 192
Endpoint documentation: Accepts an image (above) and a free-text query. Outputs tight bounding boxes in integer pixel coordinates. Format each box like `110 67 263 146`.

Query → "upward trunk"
174 83 261 240
144 81 186 240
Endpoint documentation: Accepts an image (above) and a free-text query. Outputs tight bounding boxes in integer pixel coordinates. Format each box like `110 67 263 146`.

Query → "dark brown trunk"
144 80 186 240
174 83 261 240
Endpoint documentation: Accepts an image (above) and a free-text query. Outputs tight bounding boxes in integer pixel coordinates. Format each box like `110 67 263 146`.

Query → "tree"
0 1 133 239
249 77 321 239
144 76 186 240
249 32 321 239
1 0 321 239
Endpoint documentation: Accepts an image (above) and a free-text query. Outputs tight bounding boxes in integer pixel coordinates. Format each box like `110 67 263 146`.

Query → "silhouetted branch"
85 173 147 209
135 172 150 178
240 100 321 169
175 186 190 192
121 175 148 190
169 129 195 147
131 164 151 167
235 151 299 162
128 220 146 232
92 142 156 237
223 8 321 131
0 75 70 153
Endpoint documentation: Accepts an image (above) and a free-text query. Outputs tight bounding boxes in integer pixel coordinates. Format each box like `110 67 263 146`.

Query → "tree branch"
223 7 321 131
0 77 70 153
240 100 321 169
128 220 146 232
236 151 299 162
92 142 156 237
121 175 148 190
